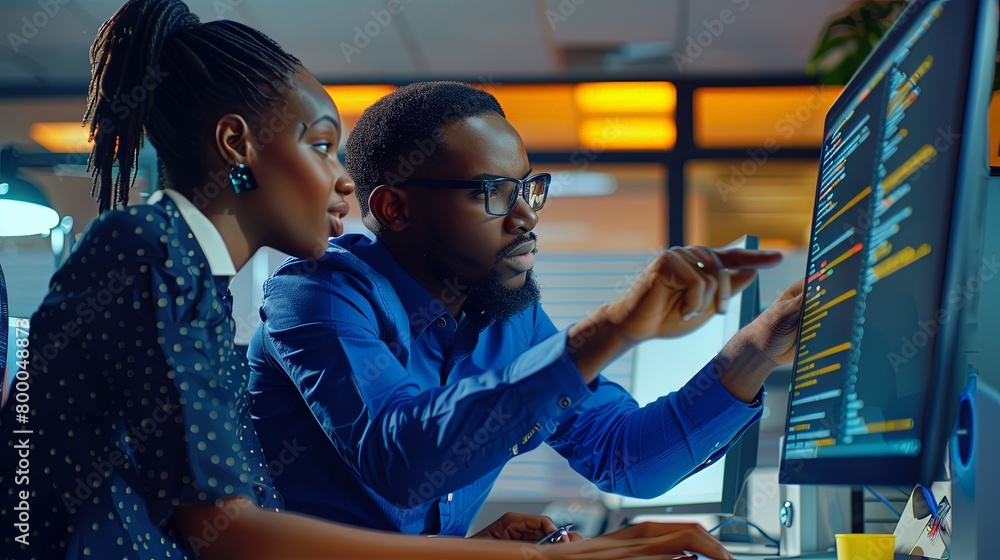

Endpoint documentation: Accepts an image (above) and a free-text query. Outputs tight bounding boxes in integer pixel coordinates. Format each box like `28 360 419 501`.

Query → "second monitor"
613 235 761 517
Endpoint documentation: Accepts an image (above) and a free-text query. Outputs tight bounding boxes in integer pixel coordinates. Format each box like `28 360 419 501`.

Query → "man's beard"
425 232 542 323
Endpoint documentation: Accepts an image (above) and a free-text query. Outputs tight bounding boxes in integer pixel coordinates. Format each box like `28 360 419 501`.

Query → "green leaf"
809 37 861 75
805 0 948 87
809 0 999 92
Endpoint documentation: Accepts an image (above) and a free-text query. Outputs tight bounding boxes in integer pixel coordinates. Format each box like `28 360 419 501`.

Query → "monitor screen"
781 0 993 486
619 236 759 513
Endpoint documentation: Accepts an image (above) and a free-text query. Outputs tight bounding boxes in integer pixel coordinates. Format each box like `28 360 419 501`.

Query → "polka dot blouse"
0 195 281 559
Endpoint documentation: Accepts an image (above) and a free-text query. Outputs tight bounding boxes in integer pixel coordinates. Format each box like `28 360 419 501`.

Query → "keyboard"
696 554 932 560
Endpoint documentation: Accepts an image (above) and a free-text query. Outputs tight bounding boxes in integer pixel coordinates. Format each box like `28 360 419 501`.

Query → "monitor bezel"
779 0 996 487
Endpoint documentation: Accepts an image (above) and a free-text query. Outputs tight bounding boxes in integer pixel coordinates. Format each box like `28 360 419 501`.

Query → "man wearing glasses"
246 82 803 547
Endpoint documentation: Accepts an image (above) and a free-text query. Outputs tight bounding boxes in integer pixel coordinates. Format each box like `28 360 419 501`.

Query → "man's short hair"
344 81 505 218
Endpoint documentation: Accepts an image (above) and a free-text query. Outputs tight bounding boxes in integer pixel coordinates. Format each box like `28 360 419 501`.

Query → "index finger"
712 248 783 270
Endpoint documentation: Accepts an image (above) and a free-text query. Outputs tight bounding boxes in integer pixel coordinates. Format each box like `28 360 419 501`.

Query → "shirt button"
436 318 447 328
446 493 453 502
559 397 572 408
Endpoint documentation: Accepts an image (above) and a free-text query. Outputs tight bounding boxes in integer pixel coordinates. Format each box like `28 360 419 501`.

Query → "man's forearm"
713 332 777 403
567 305 633 385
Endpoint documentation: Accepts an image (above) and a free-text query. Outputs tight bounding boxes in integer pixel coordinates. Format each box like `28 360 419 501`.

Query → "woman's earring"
228 163 258 194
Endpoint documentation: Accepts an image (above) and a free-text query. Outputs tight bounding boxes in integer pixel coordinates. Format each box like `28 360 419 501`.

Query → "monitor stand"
775 474 852 556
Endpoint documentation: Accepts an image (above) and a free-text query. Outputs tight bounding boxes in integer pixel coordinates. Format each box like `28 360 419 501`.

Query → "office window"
25 82 676 155
533 163 667 253
323 85 398 149
685 159 817 250
989 90 1000 168
685 159 815 306
493 83 676 151
694 86 842 148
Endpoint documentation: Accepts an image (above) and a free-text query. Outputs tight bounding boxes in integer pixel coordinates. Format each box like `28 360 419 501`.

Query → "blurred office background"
5 0 995 539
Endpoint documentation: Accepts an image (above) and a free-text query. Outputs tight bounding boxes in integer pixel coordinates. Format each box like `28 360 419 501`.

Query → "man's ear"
368 185 410 233
214 113 253 166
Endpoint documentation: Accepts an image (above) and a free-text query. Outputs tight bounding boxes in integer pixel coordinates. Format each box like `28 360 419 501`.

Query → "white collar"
147 188 237 277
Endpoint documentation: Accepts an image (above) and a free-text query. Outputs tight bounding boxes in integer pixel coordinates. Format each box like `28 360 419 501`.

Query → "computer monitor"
780 0 996 487
615 235 761 515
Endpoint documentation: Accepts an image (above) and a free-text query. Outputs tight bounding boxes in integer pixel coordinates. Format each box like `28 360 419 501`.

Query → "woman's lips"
327 201 351 237
328 213 344 237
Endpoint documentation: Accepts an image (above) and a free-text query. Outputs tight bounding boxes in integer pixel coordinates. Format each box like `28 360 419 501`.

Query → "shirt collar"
350 236 497 340
147 188 237 277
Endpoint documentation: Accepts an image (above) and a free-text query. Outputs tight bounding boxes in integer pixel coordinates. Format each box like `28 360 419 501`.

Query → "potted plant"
808 0 999 91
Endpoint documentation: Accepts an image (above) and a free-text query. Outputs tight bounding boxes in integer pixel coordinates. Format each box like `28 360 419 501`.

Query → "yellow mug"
835 533 896 560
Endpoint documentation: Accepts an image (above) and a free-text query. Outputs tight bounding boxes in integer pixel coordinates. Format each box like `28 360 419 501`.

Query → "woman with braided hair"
0 1 735 559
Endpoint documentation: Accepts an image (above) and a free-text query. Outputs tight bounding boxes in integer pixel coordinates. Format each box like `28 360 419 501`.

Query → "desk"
698 554 932 560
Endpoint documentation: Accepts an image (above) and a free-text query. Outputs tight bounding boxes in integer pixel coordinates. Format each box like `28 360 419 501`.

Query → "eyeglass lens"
486 177 547 214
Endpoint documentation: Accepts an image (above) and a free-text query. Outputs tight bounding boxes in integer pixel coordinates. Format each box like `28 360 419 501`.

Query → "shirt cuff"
669 359 764 462
504 328 593 421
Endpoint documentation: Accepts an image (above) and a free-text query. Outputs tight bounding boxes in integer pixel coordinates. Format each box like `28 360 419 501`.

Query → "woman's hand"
471 512 583 543
544 522 735 560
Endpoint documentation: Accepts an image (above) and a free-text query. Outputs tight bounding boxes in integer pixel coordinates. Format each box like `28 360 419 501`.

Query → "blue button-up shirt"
247 234 762 536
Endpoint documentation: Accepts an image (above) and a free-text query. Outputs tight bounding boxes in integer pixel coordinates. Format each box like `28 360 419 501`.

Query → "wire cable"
865 486 902 518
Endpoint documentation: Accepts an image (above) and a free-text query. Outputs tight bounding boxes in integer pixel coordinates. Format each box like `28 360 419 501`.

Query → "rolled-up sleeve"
543 314 763 499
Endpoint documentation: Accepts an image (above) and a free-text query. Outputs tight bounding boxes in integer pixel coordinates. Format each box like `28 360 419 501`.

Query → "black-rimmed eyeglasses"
396 173 551 216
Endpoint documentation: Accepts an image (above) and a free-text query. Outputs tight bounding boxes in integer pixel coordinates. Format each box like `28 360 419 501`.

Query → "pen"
537 523 574 545
921 485 939 519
